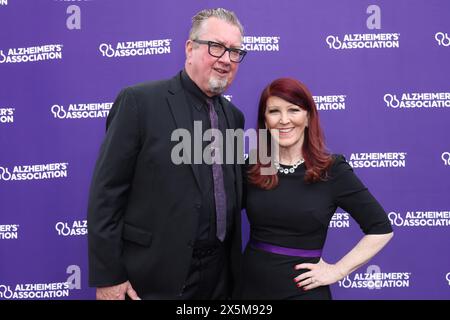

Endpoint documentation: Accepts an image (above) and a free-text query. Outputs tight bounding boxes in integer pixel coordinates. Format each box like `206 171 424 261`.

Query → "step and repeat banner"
1 0 449 300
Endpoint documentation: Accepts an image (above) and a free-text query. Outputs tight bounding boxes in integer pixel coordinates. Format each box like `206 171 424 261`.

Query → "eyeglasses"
193 39 247 63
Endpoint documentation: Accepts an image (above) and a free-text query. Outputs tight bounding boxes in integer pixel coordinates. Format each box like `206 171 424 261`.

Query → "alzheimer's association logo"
348 152 407 168
329 212 350 228
441 152 450 166
51 103 112 119
0 224 19 240
0 265 81 299
388 211 404 227
388 211 450 227
242 36 280 52
0 163 68 182
326 33 400 50
313 95 347 111
338 265 411 289
435 32 450 47
384 92 450 109
0 44 63 64
55 220 87 236
99 39 172 58
0 108 14 123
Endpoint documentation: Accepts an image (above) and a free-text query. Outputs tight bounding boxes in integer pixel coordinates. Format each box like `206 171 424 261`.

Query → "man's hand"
96 280 141 300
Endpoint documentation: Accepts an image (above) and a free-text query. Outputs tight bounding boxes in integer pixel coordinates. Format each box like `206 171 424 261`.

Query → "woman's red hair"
247 78 333 189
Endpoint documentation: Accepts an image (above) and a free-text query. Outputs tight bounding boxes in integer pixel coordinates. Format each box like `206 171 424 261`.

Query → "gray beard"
208 77 228 95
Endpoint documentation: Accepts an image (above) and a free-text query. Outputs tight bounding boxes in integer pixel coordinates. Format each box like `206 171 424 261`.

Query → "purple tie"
206 98 227 242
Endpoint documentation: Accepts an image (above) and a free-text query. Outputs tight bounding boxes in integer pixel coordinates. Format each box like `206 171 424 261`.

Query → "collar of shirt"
181 69 220 111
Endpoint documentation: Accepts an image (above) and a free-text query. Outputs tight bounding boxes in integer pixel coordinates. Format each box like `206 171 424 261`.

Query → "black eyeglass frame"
192 39 247 63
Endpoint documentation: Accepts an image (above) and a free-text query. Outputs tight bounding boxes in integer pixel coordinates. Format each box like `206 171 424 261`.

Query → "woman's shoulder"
329 153 352 177
331 153 347 164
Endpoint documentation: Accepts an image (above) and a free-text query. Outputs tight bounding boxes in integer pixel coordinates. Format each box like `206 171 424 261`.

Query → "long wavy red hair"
247 78 333 189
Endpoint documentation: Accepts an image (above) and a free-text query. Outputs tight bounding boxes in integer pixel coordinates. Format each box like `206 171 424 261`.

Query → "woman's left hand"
293 258 345 291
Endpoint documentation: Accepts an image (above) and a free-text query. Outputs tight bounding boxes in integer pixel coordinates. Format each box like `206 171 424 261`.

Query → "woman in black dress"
242 78 393 300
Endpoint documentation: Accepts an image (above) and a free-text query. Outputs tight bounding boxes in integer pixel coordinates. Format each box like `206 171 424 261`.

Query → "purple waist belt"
249 239 322 258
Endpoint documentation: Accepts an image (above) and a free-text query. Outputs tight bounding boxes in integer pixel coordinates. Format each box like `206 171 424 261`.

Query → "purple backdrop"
1 0 449 300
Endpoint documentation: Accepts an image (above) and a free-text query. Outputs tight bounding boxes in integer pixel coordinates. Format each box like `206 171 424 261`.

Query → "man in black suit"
87 8 246 300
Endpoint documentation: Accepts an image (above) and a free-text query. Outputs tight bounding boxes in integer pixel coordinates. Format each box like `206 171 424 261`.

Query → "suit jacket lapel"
219 96 236 130
219 96 243 211
166 73 202 191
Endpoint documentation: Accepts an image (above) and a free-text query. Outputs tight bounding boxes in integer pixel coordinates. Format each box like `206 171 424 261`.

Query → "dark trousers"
179 241 230 300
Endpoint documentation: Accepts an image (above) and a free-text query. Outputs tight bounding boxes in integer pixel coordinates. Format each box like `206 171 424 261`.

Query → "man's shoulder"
117 72 182 99
124 76 175 96
220 97 240 112
224 99 245 122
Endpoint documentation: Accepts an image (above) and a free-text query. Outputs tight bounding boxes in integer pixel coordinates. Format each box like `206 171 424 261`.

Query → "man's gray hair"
189 8 244 40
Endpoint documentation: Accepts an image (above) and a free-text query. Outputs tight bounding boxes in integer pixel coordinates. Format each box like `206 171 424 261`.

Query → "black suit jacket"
87 72 245 299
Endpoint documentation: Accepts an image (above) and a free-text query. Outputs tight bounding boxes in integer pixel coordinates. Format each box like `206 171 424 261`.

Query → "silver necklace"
274 158 305 174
